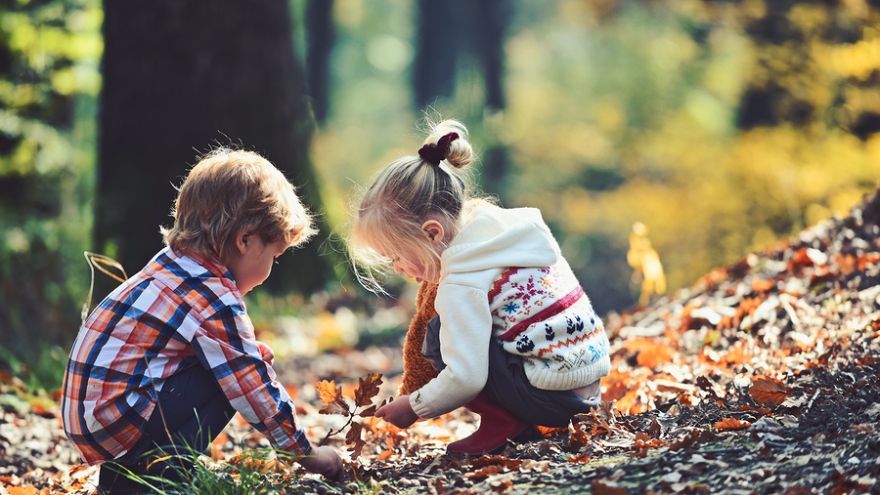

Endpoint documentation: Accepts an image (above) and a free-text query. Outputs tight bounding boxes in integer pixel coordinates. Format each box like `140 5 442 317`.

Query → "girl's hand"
257 341 275 365
298 446 343 480
375 395 419 429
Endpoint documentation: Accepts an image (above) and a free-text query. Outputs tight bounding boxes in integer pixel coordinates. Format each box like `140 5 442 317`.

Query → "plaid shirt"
61 247 312 465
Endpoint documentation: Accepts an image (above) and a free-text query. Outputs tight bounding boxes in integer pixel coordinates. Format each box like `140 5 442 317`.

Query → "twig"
319 412 356 446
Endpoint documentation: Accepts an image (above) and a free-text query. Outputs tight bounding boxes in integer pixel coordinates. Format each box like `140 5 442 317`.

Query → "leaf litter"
2 191 880 494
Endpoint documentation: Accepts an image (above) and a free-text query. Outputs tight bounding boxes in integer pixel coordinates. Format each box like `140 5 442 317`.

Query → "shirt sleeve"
191 304 312 456
409 283 493 418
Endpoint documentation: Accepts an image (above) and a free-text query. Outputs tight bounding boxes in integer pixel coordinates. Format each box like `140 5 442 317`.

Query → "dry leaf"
346 421 365 458
714 417 752 431
568 453 591 464
749 377 792 405
7 487 39 495
568 423 591 451
358 404 378 417
625 338 675 368
751 278 775 293
788 248 814 272
354 372 383 407
316 379 349 415
465 465 505 479
536 425 567 438
633 432 665 456
592 479 629 495
211 431 228 460
471 455 524 470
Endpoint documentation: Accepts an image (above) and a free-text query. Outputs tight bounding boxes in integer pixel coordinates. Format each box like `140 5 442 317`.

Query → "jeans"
422 316 599 426
98 363 235 494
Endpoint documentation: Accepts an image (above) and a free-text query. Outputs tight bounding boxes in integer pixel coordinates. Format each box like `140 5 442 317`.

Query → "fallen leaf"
471 455 524 470
749 377 792 405
788 248 814 272
752 278 775 293
7 487 39 495
714 417 752 431
465 465 505 479
592 479 629 495
211 431 228 460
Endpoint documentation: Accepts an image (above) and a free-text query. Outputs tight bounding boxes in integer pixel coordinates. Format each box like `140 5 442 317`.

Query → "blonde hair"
161 147 316 262
350 119 488 291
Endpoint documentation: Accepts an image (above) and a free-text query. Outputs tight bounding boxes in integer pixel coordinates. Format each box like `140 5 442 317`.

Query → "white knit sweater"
409 204 611 419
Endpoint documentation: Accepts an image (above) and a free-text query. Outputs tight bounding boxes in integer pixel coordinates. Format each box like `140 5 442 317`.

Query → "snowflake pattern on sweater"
488 261 611 391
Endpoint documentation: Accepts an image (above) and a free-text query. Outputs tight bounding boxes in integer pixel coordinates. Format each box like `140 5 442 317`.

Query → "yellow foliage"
627 222 667 305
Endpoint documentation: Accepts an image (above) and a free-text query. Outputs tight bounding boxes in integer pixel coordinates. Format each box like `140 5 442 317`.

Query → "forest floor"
1 192 879 495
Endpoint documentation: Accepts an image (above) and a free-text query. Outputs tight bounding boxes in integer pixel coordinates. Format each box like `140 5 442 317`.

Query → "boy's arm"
191 304 312 457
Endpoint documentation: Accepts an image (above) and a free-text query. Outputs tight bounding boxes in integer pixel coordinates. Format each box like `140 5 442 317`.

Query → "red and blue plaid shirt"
61 247 312 465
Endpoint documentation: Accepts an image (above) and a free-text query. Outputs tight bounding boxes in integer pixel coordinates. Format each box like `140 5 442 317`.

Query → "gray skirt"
422 317 599 427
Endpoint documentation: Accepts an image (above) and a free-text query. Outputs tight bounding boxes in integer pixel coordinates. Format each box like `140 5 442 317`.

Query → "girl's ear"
421 220 445 246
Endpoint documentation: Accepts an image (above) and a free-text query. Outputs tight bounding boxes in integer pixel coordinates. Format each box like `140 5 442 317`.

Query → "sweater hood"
440 204 561 276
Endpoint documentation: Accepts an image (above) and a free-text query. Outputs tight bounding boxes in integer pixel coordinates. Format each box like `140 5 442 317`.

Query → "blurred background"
1 0 878 392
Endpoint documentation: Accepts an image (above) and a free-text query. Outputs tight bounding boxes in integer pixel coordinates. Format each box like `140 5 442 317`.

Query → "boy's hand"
298 446 343 480
375 395 419 429
256 341 275 365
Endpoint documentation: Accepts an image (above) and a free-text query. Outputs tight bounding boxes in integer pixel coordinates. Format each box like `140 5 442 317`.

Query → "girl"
351 120 612 455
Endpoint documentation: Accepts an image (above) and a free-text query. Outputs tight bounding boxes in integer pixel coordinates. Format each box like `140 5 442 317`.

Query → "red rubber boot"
446 392 529 455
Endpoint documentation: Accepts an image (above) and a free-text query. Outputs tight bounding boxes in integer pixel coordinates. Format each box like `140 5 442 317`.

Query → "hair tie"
418 132 459 166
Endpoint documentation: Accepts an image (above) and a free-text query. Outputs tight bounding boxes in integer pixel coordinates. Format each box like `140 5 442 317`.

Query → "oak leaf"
316 379 349 415
345 421 365 458
749 376 792 405
354 372 383 407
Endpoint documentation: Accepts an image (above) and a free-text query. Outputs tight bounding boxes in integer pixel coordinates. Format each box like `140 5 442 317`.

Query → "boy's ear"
233 231 250 256
421 220 445 246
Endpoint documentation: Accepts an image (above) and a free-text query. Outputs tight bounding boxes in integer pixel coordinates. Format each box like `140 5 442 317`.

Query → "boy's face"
227 234 289 295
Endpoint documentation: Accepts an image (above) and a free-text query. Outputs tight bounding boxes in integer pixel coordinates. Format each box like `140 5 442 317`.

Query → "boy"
61 148 342 494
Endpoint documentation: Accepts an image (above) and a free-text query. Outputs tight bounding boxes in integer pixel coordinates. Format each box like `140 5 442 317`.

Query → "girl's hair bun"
420 120 474 169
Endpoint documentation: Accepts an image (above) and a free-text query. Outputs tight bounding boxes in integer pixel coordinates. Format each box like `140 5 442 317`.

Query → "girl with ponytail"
350 120 610 455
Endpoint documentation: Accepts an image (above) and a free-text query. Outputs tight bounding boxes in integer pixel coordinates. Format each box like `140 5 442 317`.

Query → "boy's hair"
350 119 489 291
161 147 316 262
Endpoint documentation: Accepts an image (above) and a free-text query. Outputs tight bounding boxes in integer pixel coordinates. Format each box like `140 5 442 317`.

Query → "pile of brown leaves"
2 191 879 494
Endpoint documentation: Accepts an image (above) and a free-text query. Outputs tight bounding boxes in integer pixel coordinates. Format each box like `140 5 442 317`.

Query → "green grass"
108 448 301 495
0 343 67 393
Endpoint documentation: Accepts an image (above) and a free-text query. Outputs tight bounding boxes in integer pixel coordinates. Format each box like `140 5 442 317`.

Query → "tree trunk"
96 0 337 293
473 0 509 112
471 0 511 202
413 0 461 110
306 0 335 124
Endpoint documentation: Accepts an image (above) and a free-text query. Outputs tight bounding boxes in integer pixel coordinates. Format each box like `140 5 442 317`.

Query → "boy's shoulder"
146 247 242 315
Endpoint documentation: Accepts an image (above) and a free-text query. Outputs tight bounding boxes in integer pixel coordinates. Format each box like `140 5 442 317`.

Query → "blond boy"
61 149 341 494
